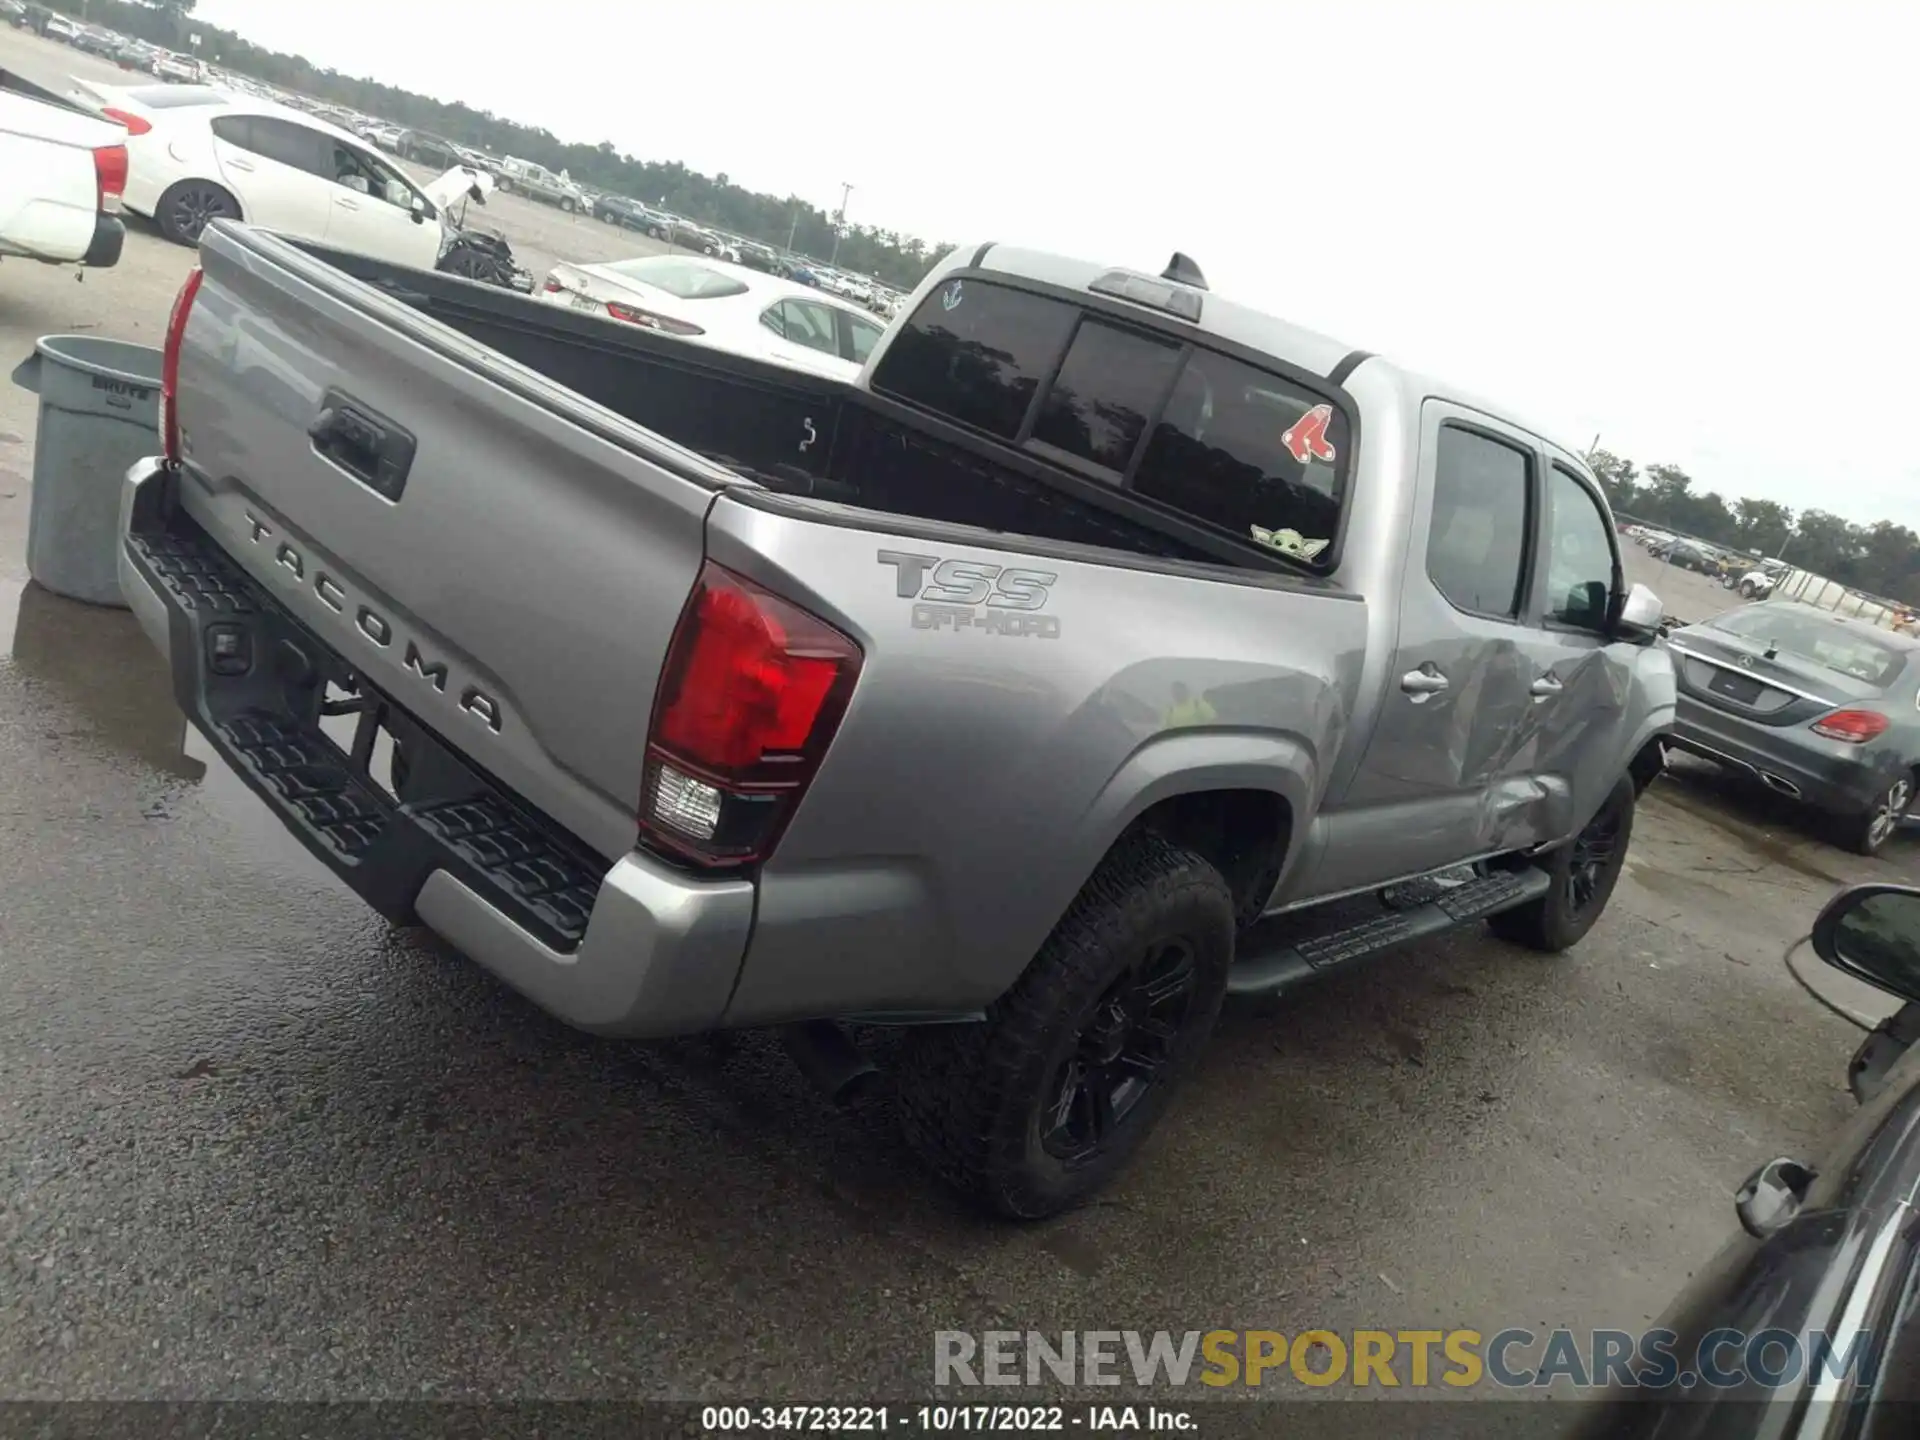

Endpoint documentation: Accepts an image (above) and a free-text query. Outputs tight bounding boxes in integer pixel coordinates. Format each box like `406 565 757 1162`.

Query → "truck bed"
305 241 1234 568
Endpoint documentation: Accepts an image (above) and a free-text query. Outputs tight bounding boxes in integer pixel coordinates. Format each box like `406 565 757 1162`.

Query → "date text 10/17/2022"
700 1405 1196 1433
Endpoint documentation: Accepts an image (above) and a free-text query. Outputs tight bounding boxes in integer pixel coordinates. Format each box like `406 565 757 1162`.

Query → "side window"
758 305 786 338
1427 425 1531 618
1030 318 1182 474
869 277 1078 440
1543 466 1617 631
209 115 254 152
846 315 883 365
237 117 332 178
1131 349 1348 565
779 302 839 356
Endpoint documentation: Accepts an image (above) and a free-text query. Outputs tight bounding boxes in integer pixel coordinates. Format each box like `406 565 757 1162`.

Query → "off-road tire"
1842 771 1916 857
895 832 1234 1220
1489 775 1636 953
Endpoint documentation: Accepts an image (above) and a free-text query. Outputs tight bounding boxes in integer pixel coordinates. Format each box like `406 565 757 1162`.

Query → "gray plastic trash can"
8 336 163 608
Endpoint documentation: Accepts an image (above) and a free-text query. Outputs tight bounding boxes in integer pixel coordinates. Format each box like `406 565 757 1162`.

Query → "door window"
1543 466 1617 631
330 141 417 211
845 314 883 365
213 115 332 178
775 301 839 356
1427 425 1531 618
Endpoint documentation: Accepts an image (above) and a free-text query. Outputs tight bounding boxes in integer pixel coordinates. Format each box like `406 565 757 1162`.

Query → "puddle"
179 727 345 891
5 578 204 781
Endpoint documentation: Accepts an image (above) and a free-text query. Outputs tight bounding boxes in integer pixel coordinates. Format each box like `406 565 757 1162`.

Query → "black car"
397 130 462 168
1664 601 1920 854
1575 881 1920 1437
592 194 669 238
734 240 780 273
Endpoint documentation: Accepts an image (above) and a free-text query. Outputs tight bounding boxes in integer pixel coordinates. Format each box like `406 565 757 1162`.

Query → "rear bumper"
116 457 753 1037
1669 691 1899 815
84 214 123 268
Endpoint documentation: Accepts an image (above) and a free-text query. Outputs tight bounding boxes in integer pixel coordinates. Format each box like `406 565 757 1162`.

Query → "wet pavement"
4 30 1919 1421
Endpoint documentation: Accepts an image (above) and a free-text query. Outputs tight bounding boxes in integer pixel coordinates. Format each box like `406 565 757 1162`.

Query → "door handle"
226 158 254 172
308 389 416 501
1529 674 1565 700
335 197 360 210
1400 664 1450 702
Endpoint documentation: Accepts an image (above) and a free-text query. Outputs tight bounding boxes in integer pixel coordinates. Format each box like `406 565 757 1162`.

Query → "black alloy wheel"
1039 938 1199 1167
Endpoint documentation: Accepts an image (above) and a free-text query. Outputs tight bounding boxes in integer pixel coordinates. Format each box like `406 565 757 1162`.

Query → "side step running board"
1226 867 1553 997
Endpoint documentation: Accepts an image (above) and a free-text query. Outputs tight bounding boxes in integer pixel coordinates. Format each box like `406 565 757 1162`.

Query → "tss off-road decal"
877 550 1062 638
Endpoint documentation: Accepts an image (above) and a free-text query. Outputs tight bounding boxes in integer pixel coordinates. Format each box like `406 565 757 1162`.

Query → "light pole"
829 182 853 266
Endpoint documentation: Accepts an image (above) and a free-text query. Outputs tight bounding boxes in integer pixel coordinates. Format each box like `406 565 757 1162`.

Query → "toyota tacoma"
119 228 1676 1217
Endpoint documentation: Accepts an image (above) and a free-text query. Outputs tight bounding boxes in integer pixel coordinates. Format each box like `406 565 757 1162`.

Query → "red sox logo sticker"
1282 404 1337 466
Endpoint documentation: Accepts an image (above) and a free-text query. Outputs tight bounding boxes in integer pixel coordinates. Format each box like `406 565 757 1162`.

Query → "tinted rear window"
1131 349 1347 564
1708 608 1908 687
870 276 1350 567
602 257 748 299
1030 319 1182 472
871 278 1076 439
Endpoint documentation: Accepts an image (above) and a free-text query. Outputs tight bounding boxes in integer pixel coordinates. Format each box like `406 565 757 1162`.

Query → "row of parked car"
1622 523 1784 592
6 3 205 80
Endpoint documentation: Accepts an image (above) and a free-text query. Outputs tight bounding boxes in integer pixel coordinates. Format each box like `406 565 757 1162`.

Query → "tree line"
43 0 954 289
1588 449 1920 604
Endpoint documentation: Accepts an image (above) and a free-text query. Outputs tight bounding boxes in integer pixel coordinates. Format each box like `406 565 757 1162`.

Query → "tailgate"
170 223 728 859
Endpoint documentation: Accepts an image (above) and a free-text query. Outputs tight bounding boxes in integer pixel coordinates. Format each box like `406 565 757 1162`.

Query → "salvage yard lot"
2 27 1917 1421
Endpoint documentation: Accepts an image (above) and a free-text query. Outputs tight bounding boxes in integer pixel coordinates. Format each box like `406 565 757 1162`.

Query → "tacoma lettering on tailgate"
244 511 504 732
876 549 1062 639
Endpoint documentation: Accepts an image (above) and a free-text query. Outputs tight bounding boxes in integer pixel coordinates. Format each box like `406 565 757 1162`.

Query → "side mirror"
1613 582 1663 643
1812 884 1920 1004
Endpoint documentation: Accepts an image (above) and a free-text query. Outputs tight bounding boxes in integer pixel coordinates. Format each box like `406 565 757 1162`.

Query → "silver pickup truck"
121 227 1675 1217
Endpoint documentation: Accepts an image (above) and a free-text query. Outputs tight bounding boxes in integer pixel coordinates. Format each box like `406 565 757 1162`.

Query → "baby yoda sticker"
1281 403 1337 466
1249 526 1330 562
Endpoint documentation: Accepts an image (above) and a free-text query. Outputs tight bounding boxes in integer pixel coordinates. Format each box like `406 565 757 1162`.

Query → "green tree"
1587 449 1639 512
1731 497 1794 558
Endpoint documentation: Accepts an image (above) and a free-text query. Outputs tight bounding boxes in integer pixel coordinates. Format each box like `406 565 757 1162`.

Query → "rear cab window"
870 276 1351 570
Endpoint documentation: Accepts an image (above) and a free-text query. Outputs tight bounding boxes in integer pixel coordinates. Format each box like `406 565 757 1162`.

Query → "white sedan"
71 81 489 270
538 254 887 381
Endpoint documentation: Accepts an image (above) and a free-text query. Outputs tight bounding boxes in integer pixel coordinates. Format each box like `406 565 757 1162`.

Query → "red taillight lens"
92 143 128 213
542 277 563 292
159 266 204 463
641 562 861 867
605 301 704 336
1810 709 1890 743
101 107 152 136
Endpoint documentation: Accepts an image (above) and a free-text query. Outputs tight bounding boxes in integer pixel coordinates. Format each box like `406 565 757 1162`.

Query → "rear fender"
1067 729 1319 913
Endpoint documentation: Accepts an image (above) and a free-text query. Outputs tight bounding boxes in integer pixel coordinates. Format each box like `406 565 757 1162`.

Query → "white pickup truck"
0 68 126 270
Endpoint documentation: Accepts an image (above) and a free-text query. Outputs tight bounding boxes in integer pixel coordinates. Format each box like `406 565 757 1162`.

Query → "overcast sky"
196 0 1917 528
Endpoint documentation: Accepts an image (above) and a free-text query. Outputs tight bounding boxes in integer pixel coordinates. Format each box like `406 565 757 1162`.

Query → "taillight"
1811 709 1890 743
159 266 204 463
101 107 151 136
92 143 128 214
605 301 704 336
542 276 563 292
640 562 861 868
